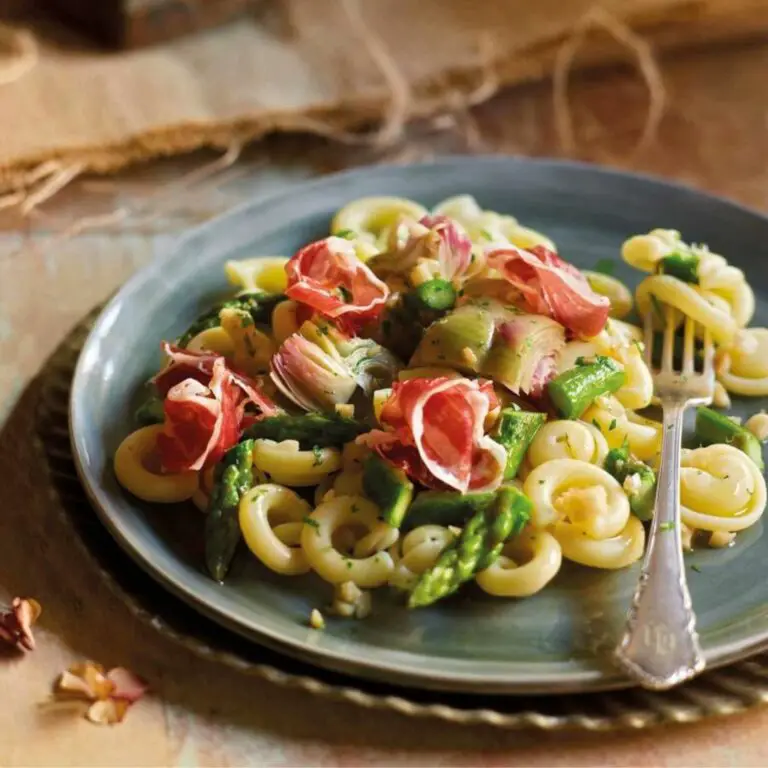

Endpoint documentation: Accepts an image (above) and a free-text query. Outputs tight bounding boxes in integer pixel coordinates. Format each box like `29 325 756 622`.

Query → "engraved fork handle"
614 402 705 689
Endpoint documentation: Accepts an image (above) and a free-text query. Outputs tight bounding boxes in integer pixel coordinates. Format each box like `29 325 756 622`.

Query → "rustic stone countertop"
1 38 768 767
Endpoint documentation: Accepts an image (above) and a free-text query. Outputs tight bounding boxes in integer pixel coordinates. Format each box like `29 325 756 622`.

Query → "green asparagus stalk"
402 490 496 531
244 412 367 449
362 455 414 528
659 251 699 284
695 407 764 470
178 292 285 347
134 390 165 426
408 486 532 608
205 439 255 582
547 355 625 419
603 445 656 521
491 408 546 480
413 279 457 312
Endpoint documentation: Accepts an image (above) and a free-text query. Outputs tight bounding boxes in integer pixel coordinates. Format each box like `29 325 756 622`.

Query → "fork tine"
643 310 654 369
682 316 696 375
661 305 676 372
702 327 715 379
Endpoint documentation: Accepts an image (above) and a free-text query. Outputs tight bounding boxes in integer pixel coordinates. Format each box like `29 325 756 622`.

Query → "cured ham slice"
358 377 506 493
486 245 609 338
285 236 389 331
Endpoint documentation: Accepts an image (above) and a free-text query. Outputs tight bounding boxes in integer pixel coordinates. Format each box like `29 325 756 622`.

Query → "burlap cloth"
1 0 768 201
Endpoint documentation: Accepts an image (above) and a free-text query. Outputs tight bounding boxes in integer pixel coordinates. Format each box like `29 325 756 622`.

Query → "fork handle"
614 403 705 689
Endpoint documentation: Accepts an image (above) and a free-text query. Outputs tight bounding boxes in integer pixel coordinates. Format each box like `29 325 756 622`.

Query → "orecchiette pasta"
389 525 456 590
582 395 662 463
114 425 198 503
252 439 342 486
239 484 313 575
525 420 608 468
219 307 275 376
225 256 289 294
331 196 428 247
717 328 768 396
680 444 767 532
475 530 562 597
301 495 397 587
583 271 633 320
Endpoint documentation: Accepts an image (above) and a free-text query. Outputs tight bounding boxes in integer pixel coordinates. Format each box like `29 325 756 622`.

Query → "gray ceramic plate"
71 157 768 695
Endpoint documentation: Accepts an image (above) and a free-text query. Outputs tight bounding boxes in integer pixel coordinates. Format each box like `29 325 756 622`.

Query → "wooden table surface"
2 37 768 767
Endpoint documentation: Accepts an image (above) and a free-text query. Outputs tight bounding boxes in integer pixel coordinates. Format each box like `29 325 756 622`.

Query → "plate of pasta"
71 158 768 694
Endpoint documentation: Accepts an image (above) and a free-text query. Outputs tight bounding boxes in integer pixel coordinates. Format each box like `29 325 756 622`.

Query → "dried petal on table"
0 597 41 652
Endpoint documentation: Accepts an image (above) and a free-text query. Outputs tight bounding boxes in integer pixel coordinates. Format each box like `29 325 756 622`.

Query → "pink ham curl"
357 377 506 493
486 245 610 339
153 344 279 473
285 236 389 332
418 215 473 280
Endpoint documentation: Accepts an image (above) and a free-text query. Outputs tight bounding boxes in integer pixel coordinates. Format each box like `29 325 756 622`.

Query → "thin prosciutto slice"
285 236 389 330
153 344 278 472
417 215 473 280
358 377 506 493
486 245 609 338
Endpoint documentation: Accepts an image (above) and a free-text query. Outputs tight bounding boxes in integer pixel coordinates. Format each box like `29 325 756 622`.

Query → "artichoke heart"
411 300 565 395
270 318 401 411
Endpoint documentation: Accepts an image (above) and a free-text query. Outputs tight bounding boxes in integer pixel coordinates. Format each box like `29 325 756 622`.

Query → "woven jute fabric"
0 0 766 195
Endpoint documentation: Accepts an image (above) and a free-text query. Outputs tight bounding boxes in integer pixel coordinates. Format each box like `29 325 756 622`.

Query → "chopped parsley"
240 314 255 328
312 445 324 467
338 286 353 303
479 229 493 241
592 418 602 432
350 503 360 514
609 418 617 432
302 516 320 532
334 229 356 239
691 564 702 573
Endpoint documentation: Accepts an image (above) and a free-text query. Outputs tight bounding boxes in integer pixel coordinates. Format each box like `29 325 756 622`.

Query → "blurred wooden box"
47 0 259 48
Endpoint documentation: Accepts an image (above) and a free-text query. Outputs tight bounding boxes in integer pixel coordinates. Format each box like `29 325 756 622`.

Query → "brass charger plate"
34 307 768 731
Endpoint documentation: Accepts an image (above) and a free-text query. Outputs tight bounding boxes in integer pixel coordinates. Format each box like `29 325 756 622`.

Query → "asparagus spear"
134 391 165 426
408 486 532 608
658 251 699 284
362 455 414 528
604 445 656 521
547 355 625 419
402 490 496 531
178 292 285 347
205 439 255 582
491 408 546 480
695 407 764 470
244 412 367 449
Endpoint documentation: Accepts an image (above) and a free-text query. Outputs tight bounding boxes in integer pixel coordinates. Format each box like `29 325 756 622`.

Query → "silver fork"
614 305 715 689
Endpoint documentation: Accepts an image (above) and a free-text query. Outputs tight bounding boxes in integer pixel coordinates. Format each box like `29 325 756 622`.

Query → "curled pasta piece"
526 420 608 468
252 439 341 486
331 197 427 247
114 425 198 503
680 444 766 532
301 495 397 587
389 525 456 590
432 195 556 251
219 308 275 376
475 530 562 597
553 516 645 570
583 271 633 320
556 321 652 410
717 328 768 396
239 484 312 575
224 256 289 294
582 395 662 463
186 326 236 357
524 459 630 538
192 466 216 512
271 300 302 346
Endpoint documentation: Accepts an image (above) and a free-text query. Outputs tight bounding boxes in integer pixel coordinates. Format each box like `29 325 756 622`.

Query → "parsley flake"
334 229 356 240
609 418 617 432
312 445 324 467
302 516 321 532
691 564 702 573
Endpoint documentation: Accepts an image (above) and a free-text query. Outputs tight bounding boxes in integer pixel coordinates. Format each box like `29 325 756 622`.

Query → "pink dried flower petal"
87 698 130 726
107 667 147 704
0 597 41 652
